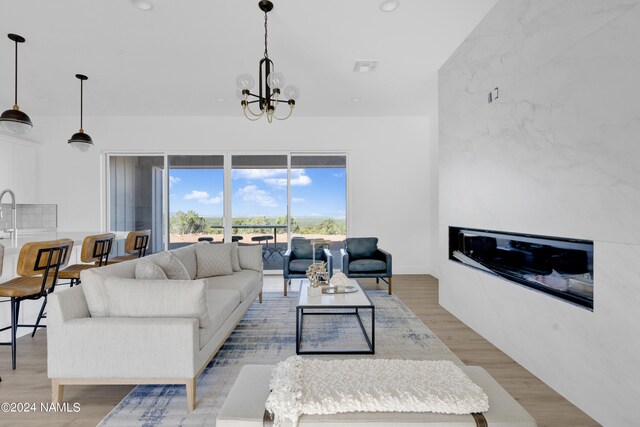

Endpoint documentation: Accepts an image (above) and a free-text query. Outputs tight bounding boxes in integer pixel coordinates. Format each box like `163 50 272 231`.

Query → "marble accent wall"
439 1 640 425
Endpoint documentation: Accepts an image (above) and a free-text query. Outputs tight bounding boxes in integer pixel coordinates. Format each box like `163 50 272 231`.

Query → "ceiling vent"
354 61 378 72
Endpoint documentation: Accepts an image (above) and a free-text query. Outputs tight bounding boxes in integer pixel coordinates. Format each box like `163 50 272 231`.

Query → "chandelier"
236 0 299 122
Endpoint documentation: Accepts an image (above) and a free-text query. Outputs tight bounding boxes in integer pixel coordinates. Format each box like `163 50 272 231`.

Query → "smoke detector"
354 61 378 73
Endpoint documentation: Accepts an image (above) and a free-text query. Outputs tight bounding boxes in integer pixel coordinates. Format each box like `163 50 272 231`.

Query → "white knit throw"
265 356 489 426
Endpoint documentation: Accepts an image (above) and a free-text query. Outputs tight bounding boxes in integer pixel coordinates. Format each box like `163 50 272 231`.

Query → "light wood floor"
0 275 599 426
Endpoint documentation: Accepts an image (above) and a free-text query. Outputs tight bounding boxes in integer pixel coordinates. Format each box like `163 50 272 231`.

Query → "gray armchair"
283 237 333 296
341 237 393 294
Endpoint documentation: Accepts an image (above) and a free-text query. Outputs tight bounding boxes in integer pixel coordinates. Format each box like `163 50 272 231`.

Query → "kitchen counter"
0 231 128 255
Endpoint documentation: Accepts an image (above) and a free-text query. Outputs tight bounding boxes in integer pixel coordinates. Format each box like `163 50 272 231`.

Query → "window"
106 152 348 268
168 155 225 249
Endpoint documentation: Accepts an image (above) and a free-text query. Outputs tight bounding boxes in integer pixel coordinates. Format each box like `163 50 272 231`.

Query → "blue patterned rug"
99 291 461 426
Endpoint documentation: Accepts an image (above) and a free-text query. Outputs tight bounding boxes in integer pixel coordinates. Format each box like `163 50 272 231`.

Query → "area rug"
99 291 461 427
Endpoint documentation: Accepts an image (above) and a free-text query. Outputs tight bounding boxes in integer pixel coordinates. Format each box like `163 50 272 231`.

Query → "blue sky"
169 168 346 218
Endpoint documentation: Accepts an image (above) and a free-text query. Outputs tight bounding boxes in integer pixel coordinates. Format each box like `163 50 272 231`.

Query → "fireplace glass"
449 227 594 310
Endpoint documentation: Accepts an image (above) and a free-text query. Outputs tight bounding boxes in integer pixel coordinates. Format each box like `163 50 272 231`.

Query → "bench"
217 364 537 426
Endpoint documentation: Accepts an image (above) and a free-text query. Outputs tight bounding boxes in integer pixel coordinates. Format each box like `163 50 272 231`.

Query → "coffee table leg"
296 307 300 354
371 307 375 354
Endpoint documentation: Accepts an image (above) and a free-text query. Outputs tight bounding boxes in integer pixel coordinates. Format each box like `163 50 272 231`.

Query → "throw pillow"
195 242 234 278
152 251 191 280
135 258 168 280
238 244 263 272
226 242 241 272
102 277 210 328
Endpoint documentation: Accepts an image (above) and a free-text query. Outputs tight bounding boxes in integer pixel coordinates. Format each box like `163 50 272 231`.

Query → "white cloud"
169 176 181 185
184 190 222 205
233 169 286 180
200 191 223 205
237 185 277 208
184 190 209 200
264 169 312 187
291 197 305 203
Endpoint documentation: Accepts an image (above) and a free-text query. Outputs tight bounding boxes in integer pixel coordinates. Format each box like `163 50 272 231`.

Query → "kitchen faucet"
0 189 17 240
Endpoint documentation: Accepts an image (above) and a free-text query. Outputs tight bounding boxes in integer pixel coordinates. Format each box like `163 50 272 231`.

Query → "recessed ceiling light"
351 97 362 103
216 98 225 102
380 0 399 12
130 0 153 11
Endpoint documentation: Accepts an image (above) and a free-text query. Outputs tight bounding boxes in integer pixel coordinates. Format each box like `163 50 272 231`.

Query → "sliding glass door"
290 154 347 264
168 155 225 249
108 155 165 255
231 154 288 270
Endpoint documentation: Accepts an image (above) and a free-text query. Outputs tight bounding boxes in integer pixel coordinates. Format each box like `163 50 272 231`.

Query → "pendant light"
68 74 93 152
0 34 33 135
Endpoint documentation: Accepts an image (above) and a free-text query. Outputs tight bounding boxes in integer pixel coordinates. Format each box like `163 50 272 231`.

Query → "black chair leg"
31 296 47 337
10 298 18 370
376 278 379 284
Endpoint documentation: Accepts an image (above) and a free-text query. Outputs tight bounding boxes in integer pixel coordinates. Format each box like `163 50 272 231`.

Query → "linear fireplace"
449 227 594 310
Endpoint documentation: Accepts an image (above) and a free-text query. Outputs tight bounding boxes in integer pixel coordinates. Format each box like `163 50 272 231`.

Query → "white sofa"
47 243 263 411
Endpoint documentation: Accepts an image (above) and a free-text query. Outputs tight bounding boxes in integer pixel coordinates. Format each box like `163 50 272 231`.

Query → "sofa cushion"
349 259 386 273
290 238 326 260
195 242 234 278
289 259 313 273
170 244 198 280
135 259 168 280
238 245 263 272
346 237 378 260
199 289 242 349
153 251 191 280
227 242 241 272
101 277 210 328
81 262 138 318
204 270 261 301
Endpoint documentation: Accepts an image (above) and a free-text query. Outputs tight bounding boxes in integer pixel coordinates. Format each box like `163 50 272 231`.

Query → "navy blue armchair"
283 237 333 296
341 237 393 294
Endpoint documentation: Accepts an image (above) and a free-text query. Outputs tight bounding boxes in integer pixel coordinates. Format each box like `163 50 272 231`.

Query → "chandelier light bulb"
267 72 285 89
283 85 300 101
236 74 255 90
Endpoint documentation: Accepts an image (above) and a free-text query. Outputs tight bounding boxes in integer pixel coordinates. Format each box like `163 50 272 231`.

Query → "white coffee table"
296 279 375 355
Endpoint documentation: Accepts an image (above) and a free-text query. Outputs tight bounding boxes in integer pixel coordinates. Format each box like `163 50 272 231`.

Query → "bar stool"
107 230 150 263
231 235 243 243
197 237 214 243
251 235 274 261
0 239 73 369
58 233 114 288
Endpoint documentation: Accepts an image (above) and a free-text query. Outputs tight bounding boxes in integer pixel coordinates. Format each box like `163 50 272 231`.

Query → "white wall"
439 1 640 426
30 116 434 274
0 135 39 205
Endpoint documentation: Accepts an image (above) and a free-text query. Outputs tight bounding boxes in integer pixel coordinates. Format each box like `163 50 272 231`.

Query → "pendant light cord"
264 10 269 58
80 79 83 131
13 39 18 106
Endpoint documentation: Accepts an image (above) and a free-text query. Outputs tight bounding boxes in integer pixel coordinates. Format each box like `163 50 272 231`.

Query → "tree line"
170 211 346 235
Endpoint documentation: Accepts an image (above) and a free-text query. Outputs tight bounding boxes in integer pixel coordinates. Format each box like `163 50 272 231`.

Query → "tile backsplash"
0 204 57 231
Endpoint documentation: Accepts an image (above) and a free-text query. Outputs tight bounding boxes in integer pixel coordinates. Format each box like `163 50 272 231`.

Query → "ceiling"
0 0 498 117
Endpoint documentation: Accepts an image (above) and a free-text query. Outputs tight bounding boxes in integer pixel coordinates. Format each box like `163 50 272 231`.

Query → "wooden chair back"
124 230 150 257
16 239 73 277
0 243 4 276
80 233 115 265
